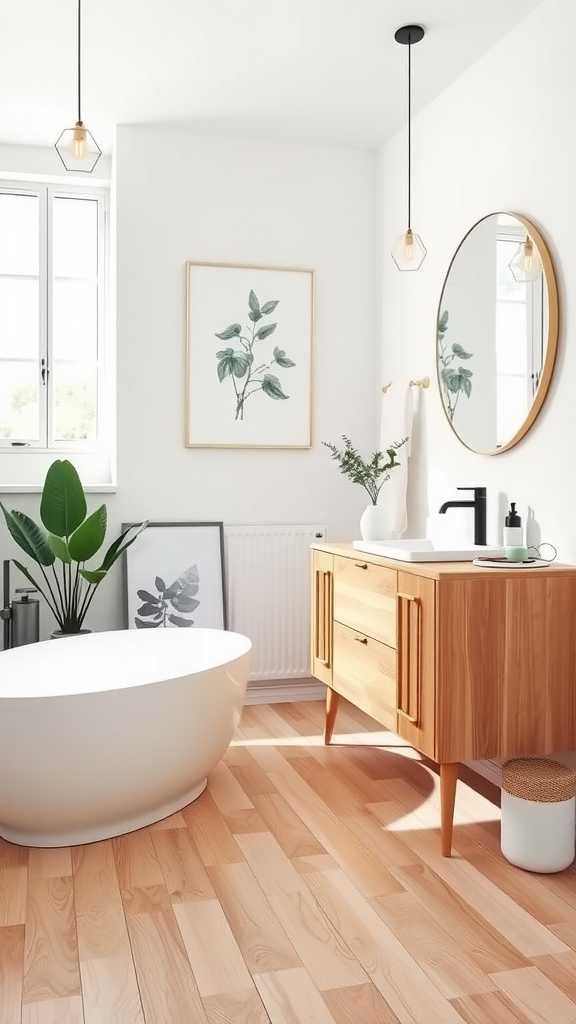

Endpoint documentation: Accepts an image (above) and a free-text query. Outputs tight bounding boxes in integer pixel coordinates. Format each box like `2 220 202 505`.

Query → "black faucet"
438 486 487 546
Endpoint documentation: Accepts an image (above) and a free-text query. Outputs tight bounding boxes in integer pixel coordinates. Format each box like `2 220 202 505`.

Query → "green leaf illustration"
261 300 279 314
452 343 473 359
461 376 472 397
273 346 296 368
231 352 253 378
248 290 260 314
137 589 159 603
459 367 473 378
261 374 289 400
438 310 449 334
254 323 277 341
215 323 241 340
155 576 166 591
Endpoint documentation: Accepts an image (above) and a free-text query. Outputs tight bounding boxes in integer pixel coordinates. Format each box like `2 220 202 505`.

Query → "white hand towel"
376 382 413 537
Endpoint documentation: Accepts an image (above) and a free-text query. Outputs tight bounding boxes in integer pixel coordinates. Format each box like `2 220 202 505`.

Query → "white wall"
99 128 377 633
1 129 378 640
378 0 575 556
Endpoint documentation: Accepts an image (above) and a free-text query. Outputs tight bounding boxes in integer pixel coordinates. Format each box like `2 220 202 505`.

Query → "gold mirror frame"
436 213 559 455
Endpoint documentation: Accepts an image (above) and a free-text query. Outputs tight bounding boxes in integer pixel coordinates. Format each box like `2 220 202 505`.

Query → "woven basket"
502 757 576 804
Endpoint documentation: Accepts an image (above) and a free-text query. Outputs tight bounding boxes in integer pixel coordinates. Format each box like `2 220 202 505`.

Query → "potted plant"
322 434 407 540
0 459 147 636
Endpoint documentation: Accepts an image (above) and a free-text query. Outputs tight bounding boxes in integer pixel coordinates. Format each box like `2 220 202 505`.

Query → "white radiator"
224 524 327 681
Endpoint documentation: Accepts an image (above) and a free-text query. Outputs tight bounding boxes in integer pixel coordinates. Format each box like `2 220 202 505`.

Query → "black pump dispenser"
503 502 523 545
505 502 521 528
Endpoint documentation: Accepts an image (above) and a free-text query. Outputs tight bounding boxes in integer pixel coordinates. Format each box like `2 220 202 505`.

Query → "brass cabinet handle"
314 569 332 668
354 562 369 569
323 570 332 667
397 592 421 725
354 636 368 644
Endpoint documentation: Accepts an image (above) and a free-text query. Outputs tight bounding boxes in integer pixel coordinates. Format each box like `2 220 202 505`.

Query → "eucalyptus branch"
322 435 408 506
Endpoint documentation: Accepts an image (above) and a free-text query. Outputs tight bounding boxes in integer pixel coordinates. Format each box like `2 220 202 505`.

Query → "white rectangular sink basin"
352 538 504 563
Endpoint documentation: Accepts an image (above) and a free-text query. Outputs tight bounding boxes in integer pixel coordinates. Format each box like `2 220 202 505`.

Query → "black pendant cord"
77 0 82 124
407 36 412 232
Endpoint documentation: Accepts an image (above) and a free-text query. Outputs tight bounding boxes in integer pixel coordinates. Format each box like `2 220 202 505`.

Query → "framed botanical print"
186 261 314 448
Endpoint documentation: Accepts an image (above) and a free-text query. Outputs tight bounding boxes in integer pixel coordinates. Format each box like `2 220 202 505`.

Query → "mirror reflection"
436 213 558 454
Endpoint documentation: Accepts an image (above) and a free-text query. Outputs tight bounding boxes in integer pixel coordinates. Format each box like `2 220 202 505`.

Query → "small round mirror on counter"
436 212 559 454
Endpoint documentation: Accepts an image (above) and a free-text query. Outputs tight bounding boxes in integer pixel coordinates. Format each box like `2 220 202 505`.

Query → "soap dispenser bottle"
503 502 523 545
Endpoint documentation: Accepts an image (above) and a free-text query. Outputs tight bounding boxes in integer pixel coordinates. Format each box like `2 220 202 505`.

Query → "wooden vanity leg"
440 762 459 857
324 687 340 744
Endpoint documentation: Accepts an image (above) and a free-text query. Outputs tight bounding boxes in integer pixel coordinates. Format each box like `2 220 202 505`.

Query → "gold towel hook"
381 376 430 393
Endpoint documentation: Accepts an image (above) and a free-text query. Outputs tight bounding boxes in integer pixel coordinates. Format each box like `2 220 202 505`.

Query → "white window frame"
0 180 109 454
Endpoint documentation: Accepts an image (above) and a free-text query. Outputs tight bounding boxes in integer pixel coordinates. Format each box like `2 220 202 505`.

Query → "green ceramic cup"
505 545 528 562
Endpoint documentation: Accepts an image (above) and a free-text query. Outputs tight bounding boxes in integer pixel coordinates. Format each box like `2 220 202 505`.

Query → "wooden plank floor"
2 698 576 1024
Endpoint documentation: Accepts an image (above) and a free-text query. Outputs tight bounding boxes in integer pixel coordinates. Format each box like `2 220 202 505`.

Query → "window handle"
41 358 49 385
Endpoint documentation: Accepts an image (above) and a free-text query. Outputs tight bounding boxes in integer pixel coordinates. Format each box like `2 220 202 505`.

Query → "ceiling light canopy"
55 0 101 172
391 24 426 272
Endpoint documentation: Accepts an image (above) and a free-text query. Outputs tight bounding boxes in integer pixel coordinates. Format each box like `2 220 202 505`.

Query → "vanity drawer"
332 621 397 732
333 556 397 647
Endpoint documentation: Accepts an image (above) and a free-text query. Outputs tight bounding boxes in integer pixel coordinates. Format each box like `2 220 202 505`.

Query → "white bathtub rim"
0 777 208 848
0 627 252 699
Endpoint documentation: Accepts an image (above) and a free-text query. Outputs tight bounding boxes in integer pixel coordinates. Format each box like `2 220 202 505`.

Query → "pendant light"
508 235 543 283
55 0 101 172
391 25 426 271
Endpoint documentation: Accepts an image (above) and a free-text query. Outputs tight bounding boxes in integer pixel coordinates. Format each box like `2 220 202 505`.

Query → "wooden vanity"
310 543 576 856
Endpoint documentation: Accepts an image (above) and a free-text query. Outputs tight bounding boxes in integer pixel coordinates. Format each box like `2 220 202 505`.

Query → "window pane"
497 375 528 446
52 363 97 441
0 193 40 276
53 197 98 279
496 239 526 302
0 361 40 440
0 279 39 359
496 303 528 375
53 280 97 361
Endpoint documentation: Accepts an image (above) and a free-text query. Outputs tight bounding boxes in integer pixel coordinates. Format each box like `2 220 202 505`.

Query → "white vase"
359 504 392 542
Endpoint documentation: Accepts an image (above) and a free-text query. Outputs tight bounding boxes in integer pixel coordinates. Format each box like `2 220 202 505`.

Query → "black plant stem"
37 565 64 629
51 565 66 620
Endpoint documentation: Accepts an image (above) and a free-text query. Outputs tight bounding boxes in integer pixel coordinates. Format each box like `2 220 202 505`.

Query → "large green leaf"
12 560 42 595
48 534 71 563
0 505 55 565
261 374 289 400
79 568 107 584
98 521 148 572
261 299 279 315
68 505 107 562
40 460 87 538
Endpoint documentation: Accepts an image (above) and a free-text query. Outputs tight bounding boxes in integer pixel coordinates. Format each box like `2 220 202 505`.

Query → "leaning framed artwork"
123 521 227 630
186 261 314 448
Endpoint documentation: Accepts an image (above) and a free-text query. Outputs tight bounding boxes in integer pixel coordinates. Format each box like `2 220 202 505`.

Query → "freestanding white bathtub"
0 627 251 847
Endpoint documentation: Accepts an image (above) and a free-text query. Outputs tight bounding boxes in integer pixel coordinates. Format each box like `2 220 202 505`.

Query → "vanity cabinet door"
310 549 333 686
396 572 437 759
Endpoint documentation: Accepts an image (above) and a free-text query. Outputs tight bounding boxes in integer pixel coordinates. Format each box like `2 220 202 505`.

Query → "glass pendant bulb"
391 229 427 271
509 236 542 283
55 122 102 172
54 0 101 173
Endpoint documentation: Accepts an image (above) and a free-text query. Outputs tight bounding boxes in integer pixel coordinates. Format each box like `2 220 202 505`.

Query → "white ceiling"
0 0 542 154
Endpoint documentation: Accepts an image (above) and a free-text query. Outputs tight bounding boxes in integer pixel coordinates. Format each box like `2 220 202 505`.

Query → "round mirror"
436 213 559 454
